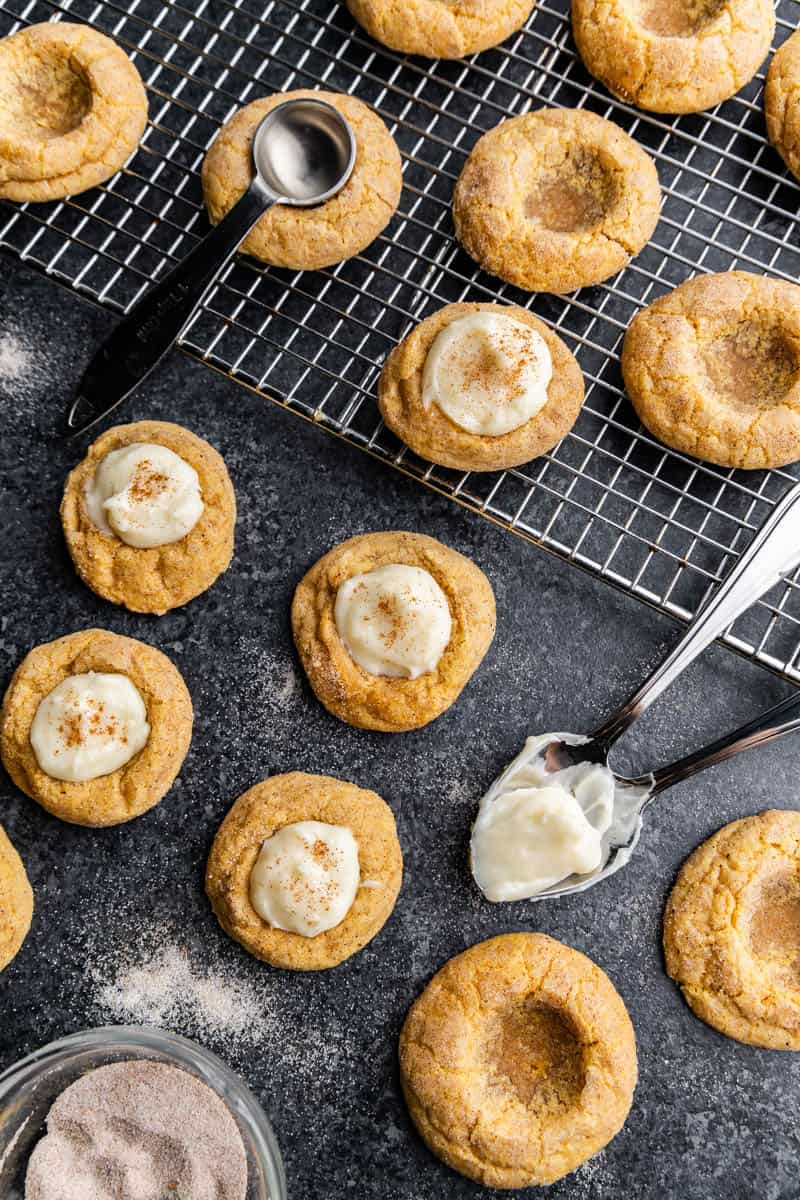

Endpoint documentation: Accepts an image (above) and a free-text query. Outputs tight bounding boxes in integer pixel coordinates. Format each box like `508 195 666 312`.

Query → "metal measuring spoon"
474 480 800 900
65 97 357 437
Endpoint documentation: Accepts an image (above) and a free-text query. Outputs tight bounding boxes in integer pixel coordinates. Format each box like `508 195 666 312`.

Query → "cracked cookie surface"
344 0 534 58
572 0 774 114
765 29 800 183
0 21 148 202
206 772 403 970
0 824 33 973
399 932 637 1188
664 810 800 1050
379 301 584 470
61 420 236 615
452 108 661 293
202 89 402 270
622 271 800 469
291 531 496 732
0 629 192 827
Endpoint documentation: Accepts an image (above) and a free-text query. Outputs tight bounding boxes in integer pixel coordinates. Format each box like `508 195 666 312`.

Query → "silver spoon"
65 97 357 437
526 684 800 900
476 480 800 899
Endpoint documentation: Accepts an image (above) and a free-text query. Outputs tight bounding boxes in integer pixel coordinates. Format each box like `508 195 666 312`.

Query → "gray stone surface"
0 256 798 1199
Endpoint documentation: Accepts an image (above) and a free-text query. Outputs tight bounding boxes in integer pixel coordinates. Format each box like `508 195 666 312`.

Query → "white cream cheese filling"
334 563 452 679
470 732 615 901
84 442 204 549
30 671 150 783
422 312 553 437
249 820 360 938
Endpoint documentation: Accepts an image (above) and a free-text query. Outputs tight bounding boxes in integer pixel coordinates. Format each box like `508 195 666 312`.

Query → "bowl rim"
0 1024 287 1200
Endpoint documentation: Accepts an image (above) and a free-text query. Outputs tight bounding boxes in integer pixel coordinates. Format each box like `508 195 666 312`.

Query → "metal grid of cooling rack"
2 0 800 678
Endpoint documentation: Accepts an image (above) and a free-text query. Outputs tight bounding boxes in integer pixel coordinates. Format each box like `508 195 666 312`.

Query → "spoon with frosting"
471 481 800 902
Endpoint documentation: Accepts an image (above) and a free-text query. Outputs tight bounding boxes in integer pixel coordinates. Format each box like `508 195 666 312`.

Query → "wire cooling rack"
2 0 800 678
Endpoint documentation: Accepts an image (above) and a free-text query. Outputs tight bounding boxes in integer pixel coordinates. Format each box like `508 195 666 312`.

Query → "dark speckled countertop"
1 254 799 1199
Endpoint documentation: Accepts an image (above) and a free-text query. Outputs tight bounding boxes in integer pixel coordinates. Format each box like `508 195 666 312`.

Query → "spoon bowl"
252 98 356 205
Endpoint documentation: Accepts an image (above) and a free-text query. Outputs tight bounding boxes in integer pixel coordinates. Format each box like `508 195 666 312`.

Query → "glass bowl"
0 1025 287 1199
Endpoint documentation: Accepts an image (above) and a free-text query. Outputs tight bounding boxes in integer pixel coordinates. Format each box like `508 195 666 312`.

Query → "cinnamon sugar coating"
572 0 774 114
622 271 800 469
664 811 800 1049
344 0 535 58
399 933 637 1188
452 108 661 294
206 772 403 971
61 420 236 615
291 531 496 732
0 22 148 202
0 823 33 973
0 629 192 827
379 301 584 470
202 90 402 271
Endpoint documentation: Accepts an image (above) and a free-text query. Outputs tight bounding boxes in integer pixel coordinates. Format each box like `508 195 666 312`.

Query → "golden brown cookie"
399 932 637 1188
291 531 495 732
0 629 192 827
379 301 585 471
622 270 800 469
765 30 800 183
0 824 33 973
572 0 774 115
453 108 661 294
61 420 236 615
206 772 403 970
664 811 800 1050
344 0 534 58
202 90 402 271
0 22 148 202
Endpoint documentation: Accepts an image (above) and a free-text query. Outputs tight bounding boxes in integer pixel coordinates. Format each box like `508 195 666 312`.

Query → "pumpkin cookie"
0 629 192 827
572 0 774 114
291 531 495 732
0 22 148 202
61 420 236 615
664 811 800 1050
344 0 535 58
453 108 661 294
399 933 637 1188
0 824 33 973
765 30 800 183
202 90 402 271
206 772 402 971
622 271 800 469
379 301 584 471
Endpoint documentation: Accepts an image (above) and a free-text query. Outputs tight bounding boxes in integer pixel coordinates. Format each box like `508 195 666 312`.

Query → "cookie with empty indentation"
0 21 148 202
61 420 236 615
664 810 800 1049
765 30 800 183
399 932 637 1188
344 0 535 59
202 89 402 271
622 271 800 469
572 0 774 114
452 108 661 293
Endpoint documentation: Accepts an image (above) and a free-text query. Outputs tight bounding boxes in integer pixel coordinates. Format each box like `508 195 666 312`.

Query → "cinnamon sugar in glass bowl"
0 1026 287 1199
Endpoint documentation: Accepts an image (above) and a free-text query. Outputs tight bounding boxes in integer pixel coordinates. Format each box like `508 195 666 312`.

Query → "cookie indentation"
486 999 585 1111
749 874 800 969
2 57 91 139
525 150 617 234
633 0 725 37
701 321 799 412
